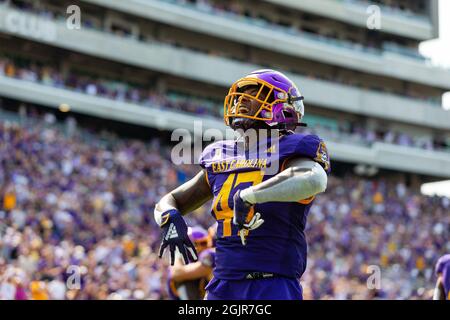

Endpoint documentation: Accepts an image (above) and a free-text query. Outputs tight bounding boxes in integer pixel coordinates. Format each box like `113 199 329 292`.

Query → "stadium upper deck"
263 0 439 40
79 0 448 89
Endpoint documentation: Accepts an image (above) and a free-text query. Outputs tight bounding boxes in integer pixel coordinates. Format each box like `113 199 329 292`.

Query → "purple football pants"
205 277 303 300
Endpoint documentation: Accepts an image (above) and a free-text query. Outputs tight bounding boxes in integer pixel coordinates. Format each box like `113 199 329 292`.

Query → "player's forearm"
240 161 327 204
154 171 213 226
433 277 446 300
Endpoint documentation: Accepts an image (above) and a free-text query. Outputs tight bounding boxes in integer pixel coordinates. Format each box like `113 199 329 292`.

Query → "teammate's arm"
154 170 213 265
433 275 446 300
170 261 211 282
239 157 327 204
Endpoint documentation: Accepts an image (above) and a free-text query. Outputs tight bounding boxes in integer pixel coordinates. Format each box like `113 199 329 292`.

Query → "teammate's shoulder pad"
436 254 450 275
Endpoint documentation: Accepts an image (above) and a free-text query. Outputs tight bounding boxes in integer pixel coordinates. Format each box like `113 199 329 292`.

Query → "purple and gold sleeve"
294 134 331 174
435 254 450 275
199 146 212 169
435 255 450 299
198 141 226 169
442 264 450 299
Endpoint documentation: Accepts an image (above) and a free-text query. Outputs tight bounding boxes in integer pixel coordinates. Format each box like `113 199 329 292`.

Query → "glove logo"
158 209 199 266
165 223 179 240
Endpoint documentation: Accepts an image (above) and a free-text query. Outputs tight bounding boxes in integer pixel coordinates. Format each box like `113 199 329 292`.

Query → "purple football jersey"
199 132 330 280
435 254 450 300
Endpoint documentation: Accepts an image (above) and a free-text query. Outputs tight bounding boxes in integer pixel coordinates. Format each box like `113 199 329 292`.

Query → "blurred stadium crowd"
0 109 448 300
0 109 213 300
1 56 449 152
0 56 219 118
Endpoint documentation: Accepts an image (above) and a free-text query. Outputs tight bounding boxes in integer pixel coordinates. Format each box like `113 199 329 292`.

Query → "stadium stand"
0 105 448 299
0 55 448 152
0 0 448 300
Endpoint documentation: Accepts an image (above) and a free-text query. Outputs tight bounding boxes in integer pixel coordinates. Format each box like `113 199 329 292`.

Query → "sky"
418 0 450 197
419 0 450 110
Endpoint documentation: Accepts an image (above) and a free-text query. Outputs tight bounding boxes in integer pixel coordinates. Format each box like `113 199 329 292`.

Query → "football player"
155 69 330 300
167 226 215 300
433 254 450 300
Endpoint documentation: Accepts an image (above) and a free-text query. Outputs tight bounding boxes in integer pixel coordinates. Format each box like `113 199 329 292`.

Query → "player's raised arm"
233 157 327 245
154 170 213 217
239 157 327 204
154 170 213 265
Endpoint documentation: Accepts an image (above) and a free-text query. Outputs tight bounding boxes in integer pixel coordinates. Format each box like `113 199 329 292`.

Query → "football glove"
233 190 264 246
158 209 198 265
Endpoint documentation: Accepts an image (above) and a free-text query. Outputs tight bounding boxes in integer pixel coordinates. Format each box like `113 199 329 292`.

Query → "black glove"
232 190 264 246
158 209 198 265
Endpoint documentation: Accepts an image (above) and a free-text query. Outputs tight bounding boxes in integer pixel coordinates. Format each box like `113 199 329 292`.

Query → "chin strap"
288 95 304 104
276 122 308 133
230 117 307 132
